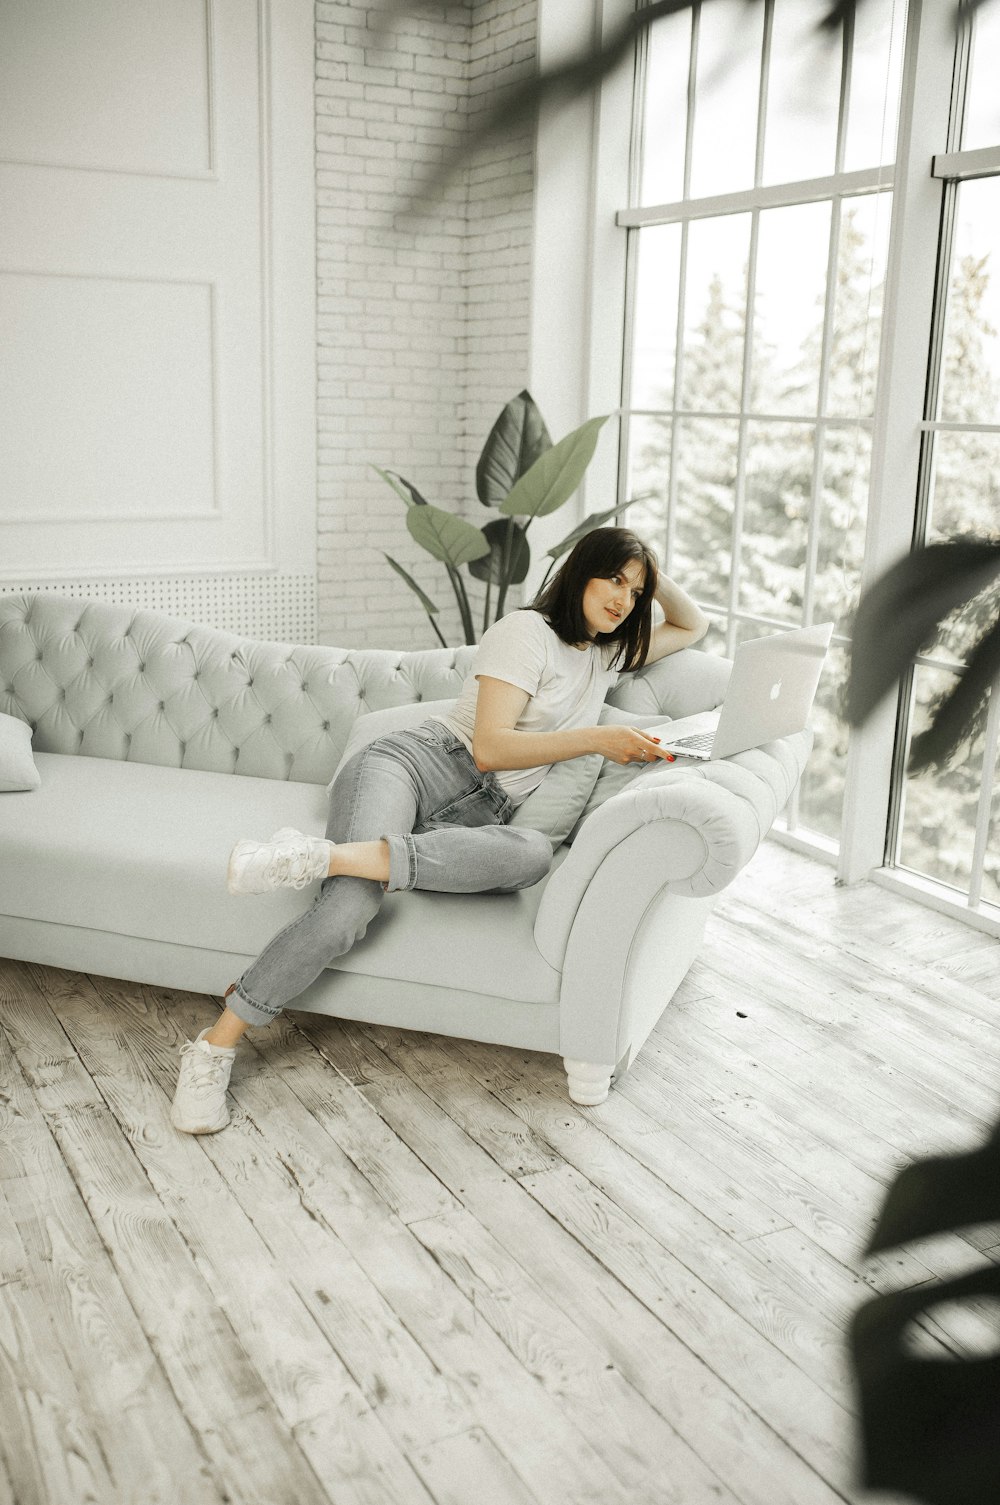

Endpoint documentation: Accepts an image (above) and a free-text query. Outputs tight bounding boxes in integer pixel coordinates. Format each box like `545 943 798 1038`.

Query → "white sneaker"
227 827 332 895
170 1029 237 1134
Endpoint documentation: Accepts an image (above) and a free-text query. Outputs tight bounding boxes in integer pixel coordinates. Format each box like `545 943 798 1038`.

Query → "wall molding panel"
0 0 215 180
0 270 219 523
0 0 316 618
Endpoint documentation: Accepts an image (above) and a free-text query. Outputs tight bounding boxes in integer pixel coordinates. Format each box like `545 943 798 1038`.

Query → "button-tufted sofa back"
0 594 477 785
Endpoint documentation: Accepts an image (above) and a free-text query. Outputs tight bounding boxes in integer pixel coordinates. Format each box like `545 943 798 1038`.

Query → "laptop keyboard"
668 731 715 753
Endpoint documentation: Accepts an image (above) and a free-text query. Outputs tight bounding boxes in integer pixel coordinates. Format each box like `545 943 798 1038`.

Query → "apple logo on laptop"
769 680 782 700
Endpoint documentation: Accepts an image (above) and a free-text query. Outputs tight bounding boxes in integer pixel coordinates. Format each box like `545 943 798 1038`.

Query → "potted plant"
375 389 634 645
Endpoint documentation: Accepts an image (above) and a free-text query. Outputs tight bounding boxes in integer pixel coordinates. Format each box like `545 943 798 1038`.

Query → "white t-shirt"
432 609 621 804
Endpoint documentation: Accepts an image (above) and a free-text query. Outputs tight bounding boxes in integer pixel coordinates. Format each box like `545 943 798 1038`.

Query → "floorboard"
2 838 998 1505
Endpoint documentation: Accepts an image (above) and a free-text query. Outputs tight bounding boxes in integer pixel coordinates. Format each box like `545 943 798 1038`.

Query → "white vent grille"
0 573 317 644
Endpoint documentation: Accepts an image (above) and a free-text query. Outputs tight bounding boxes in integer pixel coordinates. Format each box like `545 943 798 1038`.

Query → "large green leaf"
406 503 490 567
908 615 1000 772
499 415 609 521
372 466 429 507
544 498 638 563
476 390 552 506
383 554 448 647
467 517 530 585
382 553 440 615
847 539 1000 725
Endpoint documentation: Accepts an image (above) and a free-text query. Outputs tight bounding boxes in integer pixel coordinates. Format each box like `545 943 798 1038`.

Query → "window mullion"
618 165 892 227
659 0 699 579
665 219 689 577
803 197 845 629
756 0 774 188
683 2 698 200
838 0 958 886
836 2 854 175
883 11 973 881
727 208 761 659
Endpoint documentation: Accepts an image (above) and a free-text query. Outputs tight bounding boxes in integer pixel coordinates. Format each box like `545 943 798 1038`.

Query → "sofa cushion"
563 707 662 848
0 593 478 786
2 752 560 1005
1 753 329 958
0 710 40 792
605 645 731 718
510 706 657 852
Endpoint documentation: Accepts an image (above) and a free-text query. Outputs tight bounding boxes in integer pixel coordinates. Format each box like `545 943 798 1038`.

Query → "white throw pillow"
563 706 675 845
512 706 668 852
0 711 41 792
328 699 458 791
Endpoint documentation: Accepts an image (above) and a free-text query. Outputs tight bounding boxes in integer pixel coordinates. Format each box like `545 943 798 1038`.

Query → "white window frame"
528 0 999 935
871 4 1000 935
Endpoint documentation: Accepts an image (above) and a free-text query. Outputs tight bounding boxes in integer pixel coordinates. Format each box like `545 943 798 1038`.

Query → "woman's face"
581 558 647 640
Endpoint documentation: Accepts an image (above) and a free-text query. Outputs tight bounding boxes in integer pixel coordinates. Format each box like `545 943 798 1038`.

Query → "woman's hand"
595 725 675 766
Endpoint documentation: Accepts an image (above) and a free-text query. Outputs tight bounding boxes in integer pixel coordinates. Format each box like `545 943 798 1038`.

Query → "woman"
170 527 709 1133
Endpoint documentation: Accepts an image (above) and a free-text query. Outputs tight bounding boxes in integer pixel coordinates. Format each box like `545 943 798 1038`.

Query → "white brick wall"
315 0 537 650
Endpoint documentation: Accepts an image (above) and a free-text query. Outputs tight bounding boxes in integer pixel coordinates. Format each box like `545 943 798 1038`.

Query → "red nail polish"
665 753 676 762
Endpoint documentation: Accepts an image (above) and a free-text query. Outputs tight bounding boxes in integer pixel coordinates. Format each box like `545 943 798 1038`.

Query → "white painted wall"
525 0 634 598
0 0 317 637
0 0 551 648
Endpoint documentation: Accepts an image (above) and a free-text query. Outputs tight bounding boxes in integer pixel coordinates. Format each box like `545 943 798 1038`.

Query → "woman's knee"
511 827 554 888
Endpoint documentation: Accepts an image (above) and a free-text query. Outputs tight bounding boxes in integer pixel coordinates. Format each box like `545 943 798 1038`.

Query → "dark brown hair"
526 526 658 672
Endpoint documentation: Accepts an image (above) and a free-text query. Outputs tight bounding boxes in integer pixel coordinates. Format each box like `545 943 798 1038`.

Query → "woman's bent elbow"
472 743 493 773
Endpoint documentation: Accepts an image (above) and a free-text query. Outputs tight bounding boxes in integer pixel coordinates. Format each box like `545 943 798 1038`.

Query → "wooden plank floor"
2 839 999 1505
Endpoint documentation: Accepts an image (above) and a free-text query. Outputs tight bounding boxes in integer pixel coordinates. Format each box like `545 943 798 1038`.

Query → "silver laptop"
649 622 834 760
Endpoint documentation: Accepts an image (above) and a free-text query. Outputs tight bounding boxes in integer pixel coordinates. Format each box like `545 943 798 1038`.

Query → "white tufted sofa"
0 592 811 1104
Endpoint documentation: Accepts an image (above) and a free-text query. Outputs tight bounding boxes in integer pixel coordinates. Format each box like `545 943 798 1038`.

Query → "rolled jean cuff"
383 833 416 892
225 979 284 1028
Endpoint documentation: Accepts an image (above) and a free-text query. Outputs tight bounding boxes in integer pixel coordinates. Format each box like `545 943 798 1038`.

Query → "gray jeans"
227 720 553 1026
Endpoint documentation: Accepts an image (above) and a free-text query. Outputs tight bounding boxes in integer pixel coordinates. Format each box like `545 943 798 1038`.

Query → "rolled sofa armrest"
533 727 811 971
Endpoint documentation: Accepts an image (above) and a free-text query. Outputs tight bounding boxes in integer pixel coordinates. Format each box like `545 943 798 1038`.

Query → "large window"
618 0 1000 932
621 0 904 849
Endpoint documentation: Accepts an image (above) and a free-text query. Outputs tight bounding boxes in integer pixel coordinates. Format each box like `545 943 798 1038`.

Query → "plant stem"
482 576 492 635
427 612 449 649
495 516 517 621
447 564 477 643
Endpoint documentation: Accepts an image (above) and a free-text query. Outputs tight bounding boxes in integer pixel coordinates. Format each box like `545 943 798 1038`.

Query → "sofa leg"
563 1058 614 1106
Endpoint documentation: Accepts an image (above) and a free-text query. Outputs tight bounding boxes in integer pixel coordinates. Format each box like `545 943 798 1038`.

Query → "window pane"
688 0 764 199
897 663 987 894
672 416 739 605
826 194 892 419
752 201 831 415
815 424 872 634
964 1 1000 152
679 214 750 413
927 429 1000 543
631 225 682 410
762 1 841 186
843 0 906 172
640 7 691 206
624 412 672 560
739 420 813 623
795 638 850 842
937 178 1000 426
